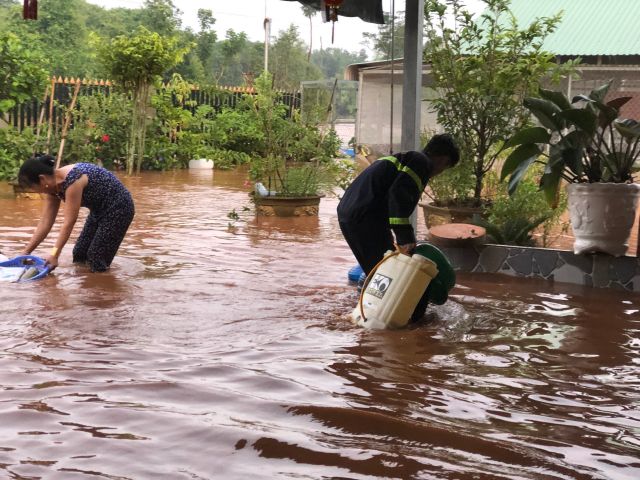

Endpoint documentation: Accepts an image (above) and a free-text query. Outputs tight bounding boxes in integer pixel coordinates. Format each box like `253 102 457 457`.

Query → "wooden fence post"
45 78 56 153
55 81 81 169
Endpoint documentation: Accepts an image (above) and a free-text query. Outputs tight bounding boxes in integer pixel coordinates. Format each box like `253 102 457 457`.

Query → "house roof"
504 0 640 56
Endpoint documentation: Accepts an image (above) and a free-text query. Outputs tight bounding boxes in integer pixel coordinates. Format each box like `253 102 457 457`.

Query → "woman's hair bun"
36 154 56 167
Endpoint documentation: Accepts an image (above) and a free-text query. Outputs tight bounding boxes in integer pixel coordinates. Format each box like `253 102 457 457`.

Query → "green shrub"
477 169 568 246
246 72 341 196
0 127 40 181
210 108 263 155
64 92 132 169
205 149 252 170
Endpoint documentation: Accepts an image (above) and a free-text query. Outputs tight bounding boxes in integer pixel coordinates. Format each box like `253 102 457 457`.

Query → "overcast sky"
86 0 485 58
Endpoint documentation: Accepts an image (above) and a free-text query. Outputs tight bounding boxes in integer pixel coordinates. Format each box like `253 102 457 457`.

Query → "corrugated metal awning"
505 0 640 56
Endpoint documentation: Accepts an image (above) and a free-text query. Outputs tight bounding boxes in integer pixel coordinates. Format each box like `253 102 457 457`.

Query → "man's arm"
387 152 432 249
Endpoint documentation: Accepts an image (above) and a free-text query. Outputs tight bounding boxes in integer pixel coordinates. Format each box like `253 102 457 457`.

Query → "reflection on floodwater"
0 170 638 479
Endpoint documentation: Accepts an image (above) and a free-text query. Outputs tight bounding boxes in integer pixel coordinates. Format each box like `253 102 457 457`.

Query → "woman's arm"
23 194 61 255
45 175 87 269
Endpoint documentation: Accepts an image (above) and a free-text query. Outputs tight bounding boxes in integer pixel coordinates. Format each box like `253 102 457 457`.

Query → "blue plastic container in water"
348 264 364 283
0 255 51 282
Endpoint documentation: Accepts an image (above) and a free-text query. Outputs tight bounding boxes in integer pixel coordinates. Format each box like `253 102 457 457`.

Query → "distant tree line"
0 0 369 90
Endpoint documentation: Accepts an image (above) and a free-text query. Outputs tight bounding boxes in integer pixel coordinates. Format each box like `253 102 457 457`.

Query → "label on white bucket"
365 273 392 299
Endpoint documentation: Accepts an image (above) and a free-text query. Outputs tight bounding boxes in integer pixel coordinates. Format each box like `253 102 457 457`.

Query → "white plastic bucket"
188 158 214 169
352 251 439 329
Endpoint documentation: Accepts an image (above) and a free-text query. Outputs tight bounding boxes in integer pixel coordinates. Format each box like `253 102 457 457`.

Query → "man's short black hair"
423 134 460 167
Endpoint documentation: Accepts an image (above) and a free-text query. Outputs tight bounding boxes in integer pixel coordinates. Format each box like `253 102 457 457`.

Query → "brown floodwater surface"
0 170 639 479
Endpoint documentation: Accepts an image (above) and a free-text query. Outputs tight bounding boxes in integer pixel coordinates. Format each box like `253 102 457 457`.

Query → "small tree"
99 26 188 174
0 32 48 116
247 71 340 196
424 0 576 206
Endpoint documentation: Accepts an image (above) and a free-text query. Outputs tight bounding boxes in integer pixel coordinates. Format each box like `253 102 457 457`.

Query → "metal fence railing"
6 77 302 133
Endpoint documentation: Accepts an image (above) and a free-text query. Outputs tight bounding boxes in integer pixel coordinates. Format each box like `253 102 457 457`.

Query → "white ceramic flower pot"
567 183 640 257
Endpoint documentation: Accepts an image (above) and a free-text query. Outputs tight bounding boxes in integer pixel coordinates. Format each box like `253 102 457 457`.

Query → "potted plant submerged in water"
251 155 330 216
502 82 640 256
247 72 340 217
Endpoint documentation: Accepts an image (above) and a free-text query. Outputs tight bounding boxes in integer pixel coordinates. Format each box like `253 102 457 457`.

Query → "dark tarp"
280 0 385 24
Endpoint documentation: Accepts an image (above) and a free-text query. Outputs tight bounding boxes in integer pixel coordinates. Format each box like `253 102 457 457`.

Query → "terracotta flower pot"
253 194 324 217
567 183 640 257
418 201 486 229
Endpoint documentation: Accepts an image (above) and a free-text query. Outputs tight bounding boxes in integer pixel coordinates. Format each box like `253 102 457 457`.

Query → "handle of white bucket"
357 249 403 324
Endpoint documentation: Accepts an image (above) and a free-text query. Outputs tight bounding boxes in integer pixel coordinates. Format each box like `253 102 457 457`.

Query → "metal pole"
355 71 363 147
401 0 424 152
402 0 425 233
389 0 395 154
264 17 271 72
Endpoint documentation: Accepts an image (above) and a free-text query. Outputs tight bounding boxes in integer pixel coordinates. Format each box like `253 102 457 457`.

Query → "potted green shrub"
501 82 640 256
422 0 575 226
246 72 340 217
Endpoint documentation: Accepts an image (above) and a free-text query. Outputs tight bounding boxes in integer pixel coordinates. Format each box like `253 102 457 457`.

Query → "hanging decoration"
23 0 37 20
322 0 344 44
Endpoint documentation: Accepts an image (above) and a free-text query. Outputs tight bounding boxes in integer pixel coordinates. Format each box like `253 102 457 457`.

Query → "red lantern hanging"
23 0 37 20
323 0 344 43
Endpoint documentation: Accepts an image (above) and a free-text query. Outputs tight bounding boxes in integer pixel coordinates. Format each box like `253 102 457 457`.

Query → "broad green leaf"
595 103 619 128
504 127 550 149
606 96 632 111
501 143 541 180
538 87 572 111
539 160 564 207
588 81 612 103
560 129 590 148
558 130 589 177
602 152 621 180
571 94 591 104
557 108 598 136
561 146 584 177
507 152 539 196
513 215 552 245
523 97 563 131
614 119 640 139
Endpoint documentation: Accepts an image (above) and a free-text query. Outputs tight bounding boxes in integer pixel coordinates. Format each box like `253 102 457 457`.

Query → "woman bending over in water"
19 155 135 272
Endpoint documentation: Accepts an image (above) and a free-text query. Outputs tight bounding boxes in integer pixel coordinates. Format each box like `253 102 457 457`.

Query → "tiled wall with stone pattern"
440 245 640 292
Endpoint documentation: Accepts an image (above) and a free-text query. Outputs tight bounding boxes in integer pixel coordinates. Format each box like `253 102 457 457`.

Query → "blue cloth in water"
0 256 50 282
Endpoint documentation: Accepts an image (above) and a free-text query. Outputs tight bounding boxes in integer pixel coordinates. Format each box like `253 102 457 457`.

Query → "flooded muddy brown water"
0 170 639 479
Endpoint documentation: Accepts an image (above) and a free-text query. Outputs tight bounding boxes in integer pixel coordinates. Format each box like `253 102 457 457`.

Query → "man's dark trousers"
339 215 429 322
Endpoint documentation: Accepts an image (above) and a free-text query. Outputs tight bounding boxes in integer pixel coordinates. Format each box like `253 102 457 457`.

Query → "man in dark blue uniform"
338 134 460 320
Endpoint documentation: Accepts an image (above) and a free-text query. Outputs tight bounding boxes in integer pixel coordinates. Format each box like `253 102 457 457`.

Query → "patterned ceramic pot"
567 183 640 257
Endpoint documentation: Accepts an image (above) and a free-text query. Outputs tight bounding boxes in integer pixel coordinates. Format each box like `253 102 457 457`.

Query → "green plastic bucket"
413 242 456 305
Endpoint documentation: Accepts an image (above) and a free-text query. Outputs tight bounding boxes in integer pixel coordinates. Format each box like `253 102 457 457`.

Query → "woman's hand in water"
44 255 59 271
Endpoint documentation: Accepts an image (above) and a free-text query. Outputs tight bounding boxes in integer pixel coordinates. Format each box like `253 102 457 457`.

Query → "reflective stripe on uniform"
378 156 423 191
389 217 411 225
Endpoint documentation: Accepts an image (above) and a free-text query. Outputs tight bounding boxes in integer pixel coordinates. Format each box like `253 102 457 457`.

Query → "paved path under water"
0 170 639 479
